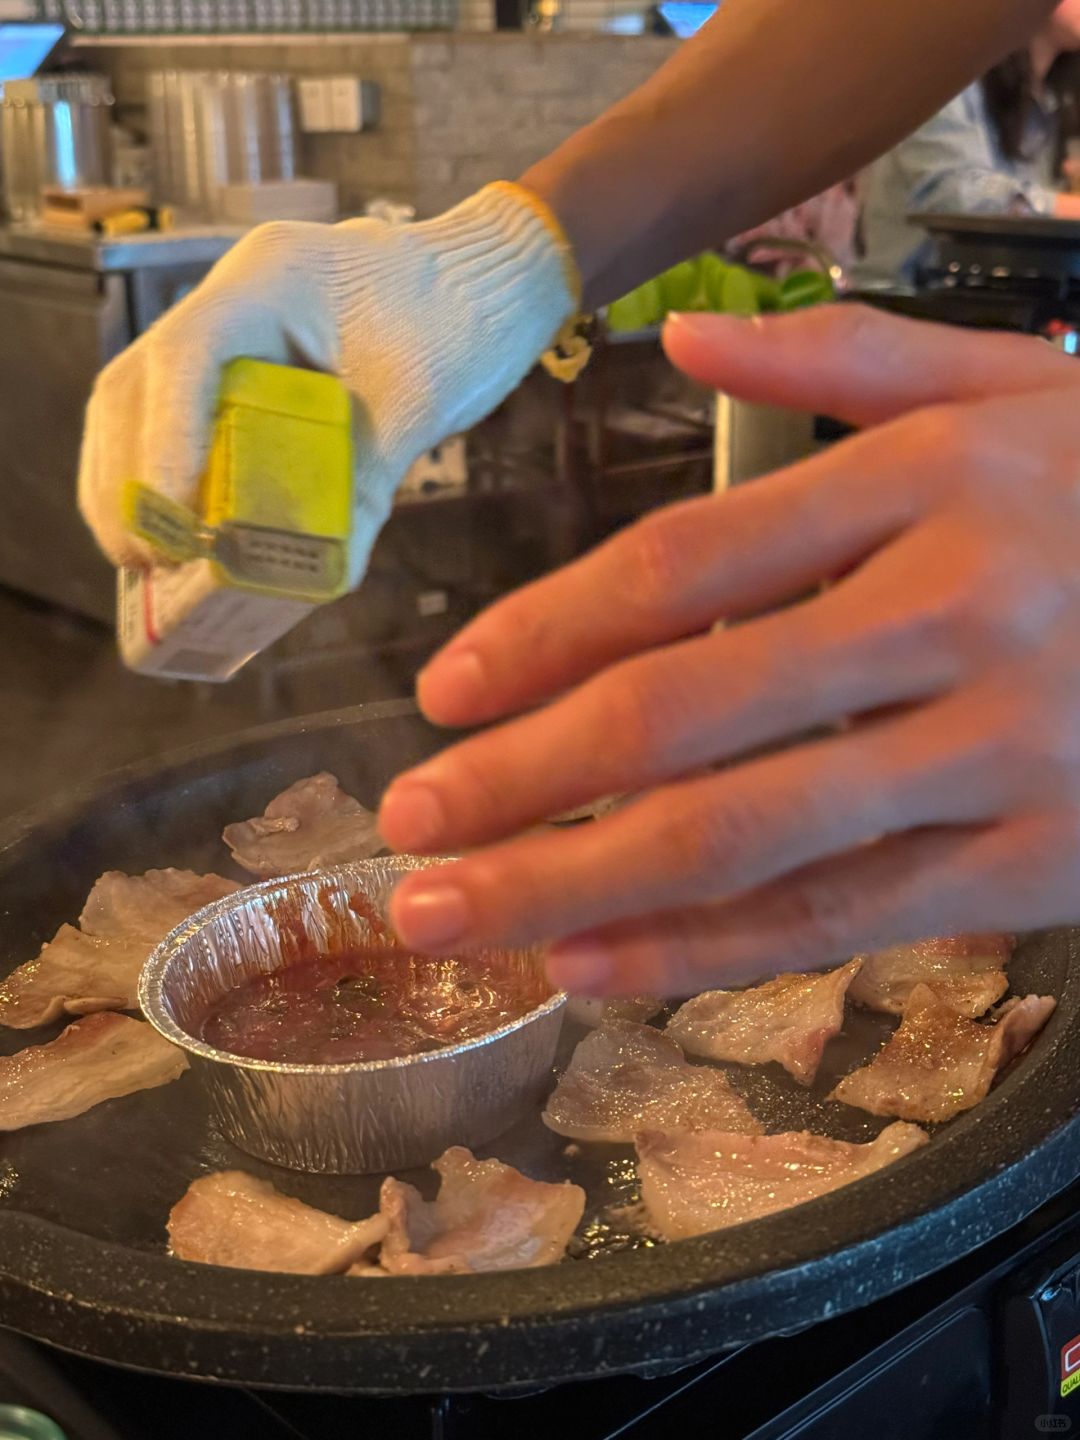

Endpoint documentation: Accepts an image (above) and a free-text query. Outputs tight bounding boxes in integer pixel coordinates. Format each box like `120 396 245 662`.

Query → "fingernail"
394 882 471 949
546 942 615 995
418 648 486 714
380 781 447 851
668 312 743 329
666 311 752 333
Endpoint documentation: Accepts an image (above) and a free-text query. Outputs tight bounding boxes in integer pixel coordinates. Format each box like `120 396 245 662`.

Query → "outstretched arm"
80 0 1058 589
522 0 1058 305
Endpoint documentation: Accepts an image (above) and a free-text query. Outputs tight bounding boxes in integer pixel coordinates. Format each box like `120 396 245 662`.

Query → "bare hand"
378 305 1080 997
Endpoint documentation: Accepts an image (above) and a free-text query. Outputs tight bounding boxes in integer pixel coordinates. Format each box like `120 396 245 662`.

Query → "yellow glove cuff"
485 180 583 310
485 181 592 383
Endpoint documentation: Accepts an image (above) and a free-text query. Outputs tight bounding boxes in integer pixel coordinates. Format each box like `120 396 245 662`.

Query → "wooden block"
39 186 150 225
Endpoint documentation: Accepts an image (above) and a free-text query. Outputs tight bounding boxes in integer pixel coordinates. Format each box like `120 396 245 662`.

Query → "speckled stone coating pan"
0 701 1076 1393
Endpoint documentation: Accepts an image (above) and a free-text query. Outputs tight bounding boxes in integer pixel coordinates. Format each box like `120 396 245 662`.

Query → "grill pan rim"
0 700 1077 1392
0 1099 1077 1392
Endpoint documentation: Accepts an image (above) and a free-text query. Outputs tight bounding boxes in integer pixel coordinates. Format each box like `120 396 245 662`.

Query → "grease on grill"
199 947 552 1065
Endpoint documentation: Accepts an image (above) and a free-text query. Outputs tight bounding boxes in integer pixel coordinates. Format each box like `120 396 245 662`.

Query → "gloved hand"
78 183 578 585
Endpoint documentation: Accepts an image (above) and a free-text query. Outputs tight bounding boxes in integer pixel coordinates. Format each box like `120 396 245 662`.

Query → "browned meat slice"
548 794 630 824
373 1147 585 1275
666 959 862 1085
542 1020 761 1143
0 1013 187 1130
830 985 1056 1123
168 1171 387 1274
849 934 1013 1018
636 1122 929 1239
222 773 383 878
0 870 238 1031
0 925 146 1028
566 995 664 1028
80 868 240 943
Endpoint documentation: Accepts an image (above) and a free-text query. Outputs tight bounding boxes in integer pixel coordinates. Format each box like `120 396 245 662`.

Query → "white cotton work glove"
78 183 578 586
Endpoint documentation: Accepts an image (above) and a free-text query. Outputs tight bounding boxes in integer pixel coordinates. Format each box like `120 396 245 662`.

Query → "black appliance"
717 216 1080 491
880 211 1080 338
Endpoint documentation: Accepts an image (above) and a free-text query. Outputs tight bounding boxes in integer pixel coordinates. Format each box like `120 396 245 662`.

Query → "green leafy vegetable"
605 252 833 333
605 276 663 333
656 259 702 313
719 266 759 317
779 269 835 311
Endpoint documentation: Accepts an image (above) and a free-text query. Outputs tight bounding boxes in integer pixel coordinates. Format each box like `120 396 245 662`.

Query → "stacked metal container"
0 74 113 222
147 70 297 218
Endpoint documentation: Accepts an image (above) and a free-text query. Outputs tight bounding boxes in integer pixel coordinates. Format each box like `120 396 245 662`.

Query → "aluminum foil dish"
139 858 565 1174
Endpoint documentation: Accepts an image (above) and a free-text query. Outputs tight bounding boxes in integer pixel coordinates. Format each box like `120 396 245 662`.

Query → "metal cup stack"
147 70 298 219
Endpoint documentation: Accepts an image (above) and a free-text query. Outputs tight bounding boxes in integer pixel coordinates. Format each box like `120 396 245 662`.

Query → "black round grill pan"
0 700 1077 1393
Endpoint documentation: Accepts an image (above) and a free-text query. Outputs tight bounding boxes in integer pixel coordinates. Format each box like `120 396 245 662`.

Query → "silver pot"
0 74 113 222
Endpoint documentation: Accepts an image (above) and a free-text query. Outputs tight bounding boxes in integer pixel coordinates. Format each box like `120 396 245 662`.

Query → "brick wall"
407 34 676 215
86 31 676 217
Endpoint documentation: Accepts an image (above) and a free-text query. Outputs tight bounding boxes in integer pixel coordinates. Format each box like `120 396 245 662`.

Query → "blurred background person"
853 0 1080 287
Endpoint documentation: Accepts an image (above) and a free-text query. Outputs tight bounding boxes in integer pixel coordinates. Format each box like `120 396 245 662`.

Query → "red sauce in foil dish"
198 947 553 1065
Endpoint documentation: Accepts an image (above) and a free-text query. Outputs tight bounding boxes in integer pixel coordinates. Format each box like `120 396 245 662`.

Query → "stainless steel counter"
0 224 244 622
0 224 244 272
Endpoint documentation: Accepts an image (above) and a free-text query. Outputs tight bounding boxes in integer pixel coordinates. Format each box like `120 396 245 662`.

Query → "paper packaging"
118 563 316 683
117 359 353 684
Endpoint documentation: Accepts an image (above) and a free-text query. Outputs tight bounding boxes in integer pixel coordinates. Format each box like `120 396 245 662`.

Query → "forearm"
520 0 1057 306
